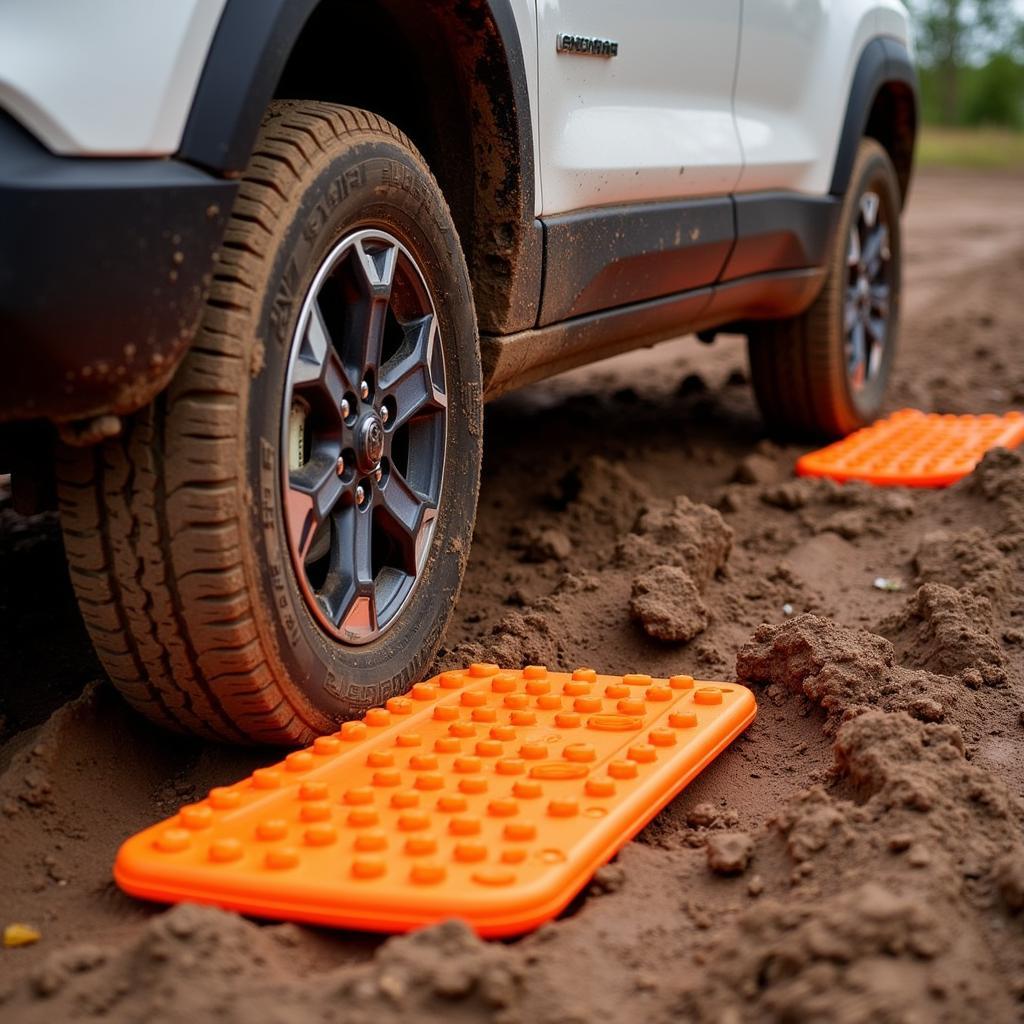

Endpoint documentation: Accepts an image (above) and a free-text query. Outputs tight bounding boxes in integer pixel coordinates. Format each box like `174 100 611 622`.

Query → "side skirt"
481 267 825 399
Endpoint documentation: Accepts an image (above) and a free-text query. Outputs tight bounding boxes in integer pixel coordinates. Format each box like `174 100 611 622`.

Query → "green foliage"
911 1 1024 126
964 52 1024 126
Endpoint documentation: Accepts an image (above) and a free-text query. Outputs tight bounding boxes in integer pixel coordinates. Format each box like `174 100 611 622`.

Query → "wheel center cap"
356 412 384 471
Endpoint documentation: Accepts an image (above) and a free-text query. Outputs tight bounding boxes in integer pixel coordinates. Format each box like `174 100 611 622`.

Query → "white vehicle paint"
535 0 744 214
731 0 908 196
0 0 911 206
0 0 226 155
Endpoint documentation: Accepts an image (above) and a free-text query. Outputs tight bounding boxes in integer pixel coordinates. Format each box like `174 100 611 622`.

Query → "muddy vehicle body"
0 0 917 742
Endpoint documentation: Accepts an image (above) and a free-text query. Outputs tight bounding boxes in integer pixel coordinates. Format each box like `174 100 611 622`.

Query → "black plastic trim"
830 37 917 198
483 267 825 399
0 113 235 424
178 0 319 174
539 198 735 326
722 193 841 282
538 190 839 326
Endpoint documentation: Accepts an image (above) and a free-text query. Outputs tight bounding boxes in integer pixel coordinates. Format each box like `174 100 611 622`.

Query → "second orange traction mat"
796 408 1024 487
115 666 755 936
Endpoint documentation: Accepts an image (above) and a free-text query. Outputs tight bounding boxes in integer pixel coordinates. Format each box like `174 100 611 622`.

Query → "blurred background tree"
913 0 1024 126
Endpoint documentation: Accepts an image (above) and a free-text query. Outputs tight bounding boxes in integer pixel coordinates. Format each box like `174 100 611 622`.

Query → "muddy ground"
2 168 1024 1022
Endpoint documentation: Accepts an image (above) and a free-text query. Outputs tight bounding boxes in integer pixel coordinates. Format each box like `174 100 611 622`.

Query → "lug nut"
355 485 366 506
374 465 383 483
336 456 345 476
380 405 389 425
360 380 369 400
341 398 350 418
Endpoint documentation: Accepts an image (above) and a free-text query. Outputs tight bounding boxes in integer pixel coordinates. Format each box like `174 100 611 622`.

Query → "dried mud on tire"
3 170 1024 1022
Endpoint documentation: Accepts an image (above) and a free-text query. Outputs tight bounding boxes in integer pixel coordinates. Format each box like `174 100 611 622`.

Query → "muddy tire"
747 138 903 439
57 102 482 744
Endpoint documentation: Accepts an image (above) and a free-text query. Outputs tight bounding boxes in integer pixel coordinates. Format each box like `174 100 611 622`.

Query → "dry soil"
2 168 1024 1023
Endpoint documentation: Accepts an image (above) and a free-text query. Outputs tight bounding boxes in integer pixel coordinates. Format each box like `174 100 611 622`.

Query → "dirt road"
2 168 1024 1022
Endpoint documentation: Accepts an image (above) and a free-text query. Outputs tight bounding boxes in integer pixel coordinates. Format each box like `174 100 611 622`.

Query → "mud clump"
555 454 651 536
914 527 1014 604
881 583 1009 685
705 832 754 875
4 908 521 1022
621 496 731 644
617 495 732 587
630 564 708 642
518 527 572 563
735 614 897 729
677 710 1024 1022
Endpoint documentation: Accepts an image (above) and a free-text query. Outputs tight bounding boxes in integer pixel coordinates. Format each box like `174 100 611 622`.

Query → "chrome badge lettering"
556 34 619 57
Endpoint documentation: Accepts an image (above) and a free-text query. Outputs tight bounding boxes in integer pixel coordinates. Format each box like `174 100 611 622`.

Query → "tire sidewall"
244 136 481 724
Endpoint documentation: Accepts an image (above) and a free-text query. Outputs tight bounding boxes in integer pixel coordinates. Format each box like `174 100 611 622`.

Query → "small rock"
873 576 905 592
888 833 914 853
3 922 41 948
732 453 778 486
907 697 944 722
907 844 932 868
747 874 765 897
686 802 719 828
706 832 754 875
521 527 572 563
961 668 984 690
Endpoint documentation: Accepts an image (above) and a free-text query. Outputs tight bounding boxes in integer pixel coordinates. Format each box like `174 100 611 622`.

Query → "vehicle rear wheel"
57 102 482 744
747 138 903 439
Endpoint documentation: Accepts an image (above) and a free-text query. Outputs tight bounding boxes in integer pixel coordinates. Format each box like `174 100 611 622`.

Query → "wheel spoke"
847 225 862 268
350 238 398 376
286 456 345 562
867 321 886 378
844 286 861 334
320 504 377 634
870 282 891 319
378 315 447 428
377 466 433 574
865 314 887 345
862 224 889 277
860 191 880 229
847 319 867 389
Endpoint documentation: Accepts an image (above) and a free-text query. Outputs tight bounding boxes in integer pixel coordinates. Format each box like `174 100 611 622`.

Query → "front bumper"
0 113 236 424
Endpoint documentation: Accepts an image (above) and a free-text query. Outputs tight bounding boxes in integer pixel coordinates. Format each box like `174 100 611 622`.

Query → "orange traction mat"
115 665 755 936
796 409 1024 487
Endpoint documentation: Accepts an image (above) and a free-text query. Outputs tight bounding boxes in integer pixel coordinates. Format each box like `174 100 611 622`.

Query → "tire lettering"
259 437 301 650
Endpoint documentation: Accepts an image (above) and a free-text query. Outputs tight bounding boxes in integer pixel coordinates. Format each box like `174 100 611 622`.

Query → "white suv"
0 0 917 742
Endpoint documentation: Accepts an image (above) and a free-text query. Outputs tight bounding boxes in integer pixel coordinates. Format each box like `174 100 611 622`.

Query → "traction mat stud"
115 665 755 936
796 409 1024 487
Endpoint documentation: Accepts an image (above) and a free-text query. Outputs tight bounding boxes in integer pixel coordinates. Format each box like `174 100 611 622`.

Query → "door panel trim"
722 193 840 282
539 198 735 326
536 190 839 328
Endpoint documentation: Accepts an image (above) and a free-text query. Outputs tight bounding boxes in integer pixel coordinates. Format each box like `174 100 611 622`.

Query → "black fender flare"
178 0 535 209
829 37 917 199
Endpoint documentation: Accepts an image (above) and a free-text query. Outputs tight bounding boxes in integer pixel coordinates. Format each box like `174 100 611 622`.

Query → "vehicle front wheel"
747 138 903 439
57 102 482 744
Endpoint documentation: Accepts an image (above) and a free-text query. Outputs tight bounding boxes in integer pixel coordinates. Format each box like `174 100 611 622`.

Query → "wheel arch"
830 38 918 207
178 0 541 334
